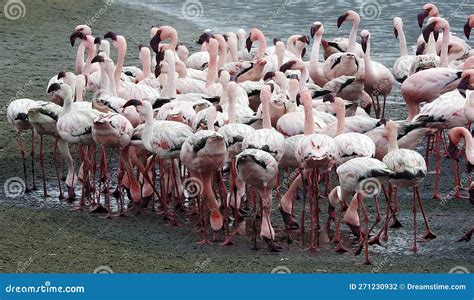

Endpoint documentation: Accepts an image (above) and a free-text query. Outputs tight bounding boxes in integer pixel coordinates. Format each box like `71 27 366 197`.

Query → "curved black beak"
418 9 429 28
57 71 66 79
104 31 118 41
465 21 472 39
416 43 426 55
310 24 322 37
273 37 281 45
298 35 310 45
337 13 348 28
47 82 61 94
379 117 387 126
279 61 296 72
91 55 105 64
422 22 436 43
322 93 335 103
94 36 102 44
246 35 252 52
448 140 462 161
393 27 398 39
15 112 28 122
150 30 161 53
138 44 144 50
361 36 368 53
69 30 86 47
154 64 162 78
296 93 301 106
123 99 141 108
263 71 275 81
197 32 211 44
457 75 470 98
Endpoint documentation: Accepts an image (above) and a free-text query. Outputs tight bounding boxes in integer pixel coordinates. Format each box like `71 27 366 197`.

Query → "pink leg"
416 186 437 240
30 129 37 190
39 135 48 197
432 131 441 200
52 138 63 200
412 187 418 253
17 132 30 192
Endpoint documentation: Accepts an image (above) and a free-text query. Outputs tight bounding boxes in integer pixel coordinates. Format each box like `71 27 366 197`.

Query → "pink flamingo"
393 17 415 83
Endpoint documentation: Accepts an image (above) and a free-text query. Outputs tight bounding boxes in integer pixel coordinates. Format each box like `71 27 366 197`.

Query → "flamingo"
393 17 416 83
360 29 394 118
308 22 328 87
180 106 227 243
374 120 436 253
6 98 38 192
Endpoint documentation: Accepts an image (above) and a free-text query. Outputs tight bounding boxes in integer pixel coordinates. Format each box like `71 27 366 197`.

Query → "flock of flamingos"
5 3 474 264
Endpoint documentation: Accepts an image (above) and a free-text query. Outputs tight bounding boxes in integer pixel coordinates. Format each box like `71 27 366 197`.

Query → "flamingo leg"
251 187 258 250
412 187 418 253
368 194 381 234
17 132 30 192
308 169 316 252
38 135 48 197
432 130 442 200
416 186 437 240
30 129 37 191
333 197 348 253
52 137 63 200
424 134 431 170
390 186 402 228
300 171 308 247
359 194 371 265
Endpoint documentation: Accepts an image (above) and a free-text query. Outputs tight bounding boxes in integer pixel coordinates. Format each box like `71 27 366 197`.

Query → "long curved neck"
310 35 321 65
454 128 473 162
335 103 345 136
261 98 271 129
387 126 399 153
217 41 226 70
397 26 408 56
426 33 437 54
363 40 375 81
229 41 238 62
299 66 308 92
62 91 74 114
228 92 236 124
303 99 315 135
254 34 267 61
99 64 110 96
206 51 218 86
141 51 151 79
440 27 450 67
115 38 126 91
83 41 96 75
166 60 177 97
106 64 118 97
75 81 84 102
75 43 86 74
175 61 187 78
348 19 360 53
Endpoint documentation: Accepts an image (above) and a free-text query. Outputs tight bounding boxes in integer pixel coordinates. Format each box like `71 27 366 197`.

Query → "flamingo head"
337 10 359 28
74 24 92 36
69 30 87 47
464 15 474 39
279 59 304 72
393 17 403 39
263 71 275 82
418 3 439 28
123 99 152 119
310 22 324 38
246 28 263 52
422 17 446 43
47 82 72 104
360 30 370 53
457 69 474 98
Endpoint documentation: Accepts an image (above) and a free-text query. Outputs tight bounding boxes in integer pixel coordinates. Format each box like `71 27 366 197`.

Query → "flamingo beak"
422 22 436 43
279 61 296 72
104 31 117 41
94 37 102 45
393 27 398 39
155 64 162 78
337 13 348 28
123 99 141 108
57 71 66 79
457 75 470 98
448 140 462 161
263 71 275 81
296 93 301 106
47 83 61 94
417 9 429 28
464 21 472 39
322 93 335 103
361 36 368 53
416 43 426 55
138 44 144 50
91 55 105 64
150 30 161 53
69 30 86 47
273 37 281 45
246 35 252 52
310 24 321 38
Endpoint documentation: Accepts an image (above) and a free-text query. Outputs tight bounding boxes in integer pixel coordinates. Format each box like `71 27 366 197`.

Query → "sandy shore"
0 0 472 274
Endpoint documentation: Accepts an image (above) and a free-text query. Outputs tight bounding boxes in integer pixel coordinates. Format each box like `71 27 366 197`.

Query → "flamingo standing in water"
180 106 227 243
401 17 462 120
372 120 436 253
6 98 38 192
360 29 393 118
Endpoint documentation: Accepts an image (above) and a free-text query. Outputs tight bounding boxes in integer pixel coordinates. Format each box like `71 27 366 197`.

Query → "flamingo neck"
387 126 399 153
206 52 218 86
363 40 375 81
455 128 473 163
141 52 152 79
217 42 227 70
310 35 322 65
75 43 86 74
62 91 74 114
254 35 267 61
299 67 308 92
75 82 84 102
440 27 450 67
348 18 360 53
426 34 437 55
303 99 315 135
175 61 187 78
229 41 238 62
228 93 236 124
83 41 96 76
166 59 177 98
105 64 118 97
397 26 408 57
261 98 271 129
335 103 345 136
115 38 127 93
